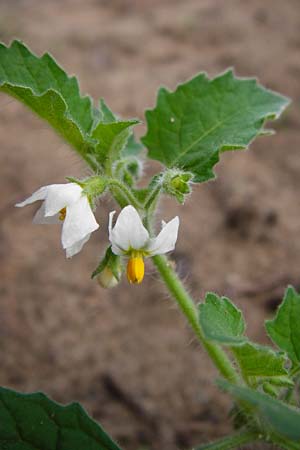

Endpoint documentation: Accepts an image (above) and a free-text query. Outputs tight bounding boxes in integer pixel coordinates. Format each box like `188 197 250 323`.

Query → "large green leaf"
0 387 121 450
266 286 300 365
232 342 288 378
218 380 300 442
0 41 140 172
142 70 290 182
0 40 96 164
199 293 246 345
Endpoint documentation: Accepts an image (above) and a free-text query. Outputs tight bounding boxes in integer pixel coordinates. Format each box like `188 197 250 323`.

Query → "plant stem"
152 254 240 384
195 429 259 450
143 183 162 230
108 179 142 210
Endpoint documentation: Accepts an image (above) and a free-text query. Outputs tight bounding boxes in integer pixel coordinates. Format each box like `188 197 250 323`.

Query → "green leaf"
121 133 144 157
142 70 290 182
0 41 140 172
0 386 121 450
218 380 300 442
0 40 96 165
99 98 117 123
195 430 258 450
232 342 288 377
199 292 247 345
266 286 300 365
92 119 139 168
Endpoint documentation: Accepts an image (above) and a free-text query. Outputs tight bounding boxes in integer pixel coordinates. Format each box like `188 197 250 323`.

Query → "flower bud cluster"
162 169 193 204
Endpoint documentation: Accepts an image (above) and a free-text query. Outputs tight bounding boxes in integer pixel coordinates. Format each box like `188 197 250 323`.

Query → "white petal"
61 195 99 249
33 203 60 224
66 234 91 258
44 183 82 216
15 186 48 207
108 210 125 255
147 216 179 255
109 205 149 253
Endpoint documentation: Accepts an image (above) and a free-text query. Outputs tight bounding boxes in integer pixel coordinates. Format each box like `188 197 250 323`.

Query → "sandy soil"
0 0 300 449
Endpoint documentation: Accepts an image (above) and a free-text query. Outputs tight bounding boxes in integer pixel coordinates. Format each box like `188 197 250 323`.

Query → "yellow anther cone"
127 256 144 284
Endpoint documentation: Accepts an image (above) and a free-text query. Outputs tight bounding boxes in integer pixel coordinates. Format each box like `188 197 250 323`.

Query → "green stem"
144 183 162 230
152 254 240 384
108 179 142 210
290 364 300 378
195 429 258 450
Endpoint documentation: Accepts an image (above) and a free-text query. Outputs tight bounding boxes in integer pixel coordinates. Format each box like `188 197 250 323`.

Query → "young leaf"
0 386 121 450
92 119 139 168
218 380 300 442
142 70 290 182
199 292 246 345
122 133 144 157
0 40 96 164
99 98 117 123
232 342 288 377
266 286 300 365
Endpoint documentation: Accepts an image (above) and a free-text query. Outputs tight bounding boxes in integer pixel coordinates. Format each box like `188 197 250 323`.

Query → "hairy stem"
152 254 240 384
108 179 142 210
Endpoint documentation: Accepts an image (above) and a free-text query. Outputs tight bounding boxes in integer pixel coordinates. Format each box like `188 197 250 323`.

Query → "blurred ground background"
0 0 299 449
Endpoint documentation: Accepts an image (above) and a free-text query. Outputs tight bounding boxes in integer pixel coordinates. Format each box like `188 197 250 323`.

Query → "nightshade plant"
1 40 299 450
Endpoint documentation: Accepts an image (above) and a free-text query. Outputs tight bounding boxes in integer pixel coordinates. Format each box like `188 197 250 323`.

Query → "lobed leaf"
218 380 300 442
142 70 290 182
0 40 97 164
0 41 140 172
266 286 300 365
0 386 121 450
199 292 246 345
232 342 288 378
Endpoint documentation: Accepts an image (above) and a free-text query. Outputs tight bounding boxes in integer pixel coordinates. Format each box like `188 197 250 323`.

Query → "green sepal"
199 292 247 345
162 169 193 204
0 386 121 450
92 246 122 281
262 382 280 398
266 286 300 365
81 175 107 198
142 69 290 183
260 375 294 388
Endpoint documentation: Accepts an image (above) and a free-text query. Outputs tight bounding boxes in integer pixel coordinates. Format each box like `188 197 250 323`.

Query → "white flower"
109 205 179 284
15 183 99 257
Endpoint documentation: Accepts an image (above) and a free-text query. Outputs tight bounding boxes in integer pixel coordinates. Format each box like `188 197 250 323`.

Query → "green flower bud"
97 267 120 289
162 169 193 204
114 157 143 187
81 175 107 198
92 246 123 289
